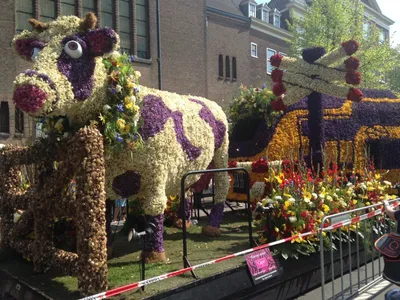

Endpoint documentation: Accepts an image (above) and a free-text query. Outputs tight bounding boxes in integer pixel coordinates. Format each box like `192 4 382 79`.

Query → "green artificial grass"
0 211 251 300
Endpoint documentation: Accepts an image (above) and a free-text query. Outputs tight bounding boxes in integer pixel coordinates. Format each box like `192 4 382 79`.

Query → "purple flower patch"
208 202 225 228
144 214 165 253
58 35 95 101
112 170 141 198
189 99 226 150
139 95 202 161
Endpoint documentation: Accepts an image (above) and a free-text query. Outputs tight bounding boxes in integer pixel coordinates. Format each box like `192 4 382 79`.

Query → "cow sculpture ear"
86 28 119 56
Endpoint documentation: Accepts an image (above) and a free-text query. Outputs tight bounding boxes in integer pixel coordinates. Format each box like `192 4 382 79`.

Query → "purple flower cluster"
58 35 95 101
302 47 326 64
139 95 202 161
144 214 165 253
208 202 225 228
189 98 226 150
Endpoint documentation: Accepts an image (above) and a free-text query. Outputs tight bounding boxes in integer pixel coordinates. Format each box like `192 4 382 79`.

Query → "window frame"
232 57 237 81
218 54 224 79
0 102 10 134
225 56 231 80
266 48 277 75
262 9 269 22
251 42 258 58
249 3 256 18
273 13 281 28
15 108 25 134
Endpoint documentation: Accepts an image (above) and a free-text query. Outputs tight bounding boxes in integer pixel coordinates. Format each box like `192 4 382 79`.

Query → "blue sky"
376 0 400 47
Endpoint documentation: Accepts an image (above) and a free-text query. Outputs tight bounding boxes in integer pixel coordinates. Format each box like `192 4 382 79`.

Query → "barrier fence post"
180 167 252 279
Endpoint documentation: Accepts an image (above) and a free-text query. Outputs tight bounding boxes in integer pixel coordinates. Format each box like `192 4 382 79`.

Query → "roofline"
250 17 293 41
362 3 394 28
206 6 249 22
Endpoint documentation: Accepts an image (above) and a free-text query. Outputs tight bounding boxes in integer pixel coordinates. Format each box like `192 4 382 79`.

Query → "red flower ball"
272 82 286 97
347 88 363 102
271 97 287 111
344 57 360 71
251 158 269 173
270 54 283 68
341 40 359 56
228 161 237 168
345 70 361 85
271 69 284 83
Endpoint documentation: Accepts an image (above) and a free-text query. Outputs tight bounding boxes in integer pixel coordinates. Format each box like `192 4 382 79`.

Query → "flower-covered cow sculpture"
12 13 229 262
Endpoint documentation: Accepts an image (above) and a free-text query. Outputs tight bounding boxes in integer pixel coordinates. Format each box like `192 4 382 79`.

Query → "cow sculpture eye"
64 40 83 59
31 47 40 61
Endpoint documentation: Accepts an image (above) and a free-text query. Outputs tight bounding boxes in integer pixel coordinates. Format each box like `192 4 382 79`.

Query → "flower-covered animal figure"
12 13 229 262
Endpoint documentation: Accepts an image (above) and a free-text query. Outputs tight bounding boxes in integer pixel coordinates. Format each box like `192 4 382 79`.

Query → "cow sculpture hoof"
174 219 192 229
202 225 221 237
142 251 168 264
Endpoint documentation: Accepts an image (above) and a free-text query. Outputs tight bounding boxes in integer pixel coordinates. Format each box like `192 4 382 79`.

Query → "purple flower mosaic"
139 95 202 161
189 98 226 150
208 202 224 228
144 214 165 253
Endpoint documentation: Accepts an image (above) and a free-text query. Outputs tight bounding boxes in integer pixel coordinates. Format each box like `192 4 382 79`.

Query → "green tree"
287 0 400 91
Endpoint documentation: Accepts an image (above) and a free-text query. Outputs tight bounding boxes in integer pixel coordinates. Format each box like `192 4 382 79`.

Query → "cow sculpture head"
12 13 119 122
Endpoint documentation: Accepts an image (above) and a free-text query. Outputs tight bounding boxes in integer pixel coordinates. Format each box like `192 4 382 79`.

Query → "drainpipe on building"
156 0 162 90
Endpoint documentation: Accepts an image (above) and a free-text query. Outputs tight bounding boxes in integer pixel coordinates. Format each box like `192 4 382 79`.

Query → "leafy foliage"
229 85 282 131
287 0 400 91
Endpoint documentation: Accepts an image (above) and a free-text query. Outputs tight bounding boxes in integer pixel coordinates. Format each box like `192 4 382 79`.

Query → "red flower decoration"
228 161 237 168
270 54 283 68
251 158 269 173
341 40 359 56
271 69 284 83
347 87 363 102
272 82 286 96
345 70 361 85
344 57 360 71
271 97 287 111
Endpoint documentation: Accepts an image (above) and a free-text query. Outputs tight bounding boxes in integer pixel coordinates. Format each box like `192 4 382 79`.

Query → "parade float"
0 12 399 300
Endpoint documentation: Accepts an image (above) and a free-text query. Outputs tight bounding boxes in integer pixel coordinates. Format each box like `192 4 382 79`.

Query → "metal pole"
244 171 253 248
156 0 162 90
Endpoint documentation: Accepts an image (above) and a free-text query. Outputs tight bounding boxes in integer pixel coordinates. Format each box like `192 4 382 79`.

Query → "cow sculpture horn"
28 19 49 32
80 12 98 31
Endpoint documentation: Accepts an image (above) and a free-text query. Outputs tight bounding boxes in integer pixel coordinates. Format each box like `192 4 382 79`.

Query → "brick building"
0 0 394 145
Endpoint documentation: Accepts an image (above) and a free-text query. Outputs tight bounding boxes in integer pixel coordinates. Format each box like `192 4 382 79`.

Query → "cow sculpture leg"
202 133 229 237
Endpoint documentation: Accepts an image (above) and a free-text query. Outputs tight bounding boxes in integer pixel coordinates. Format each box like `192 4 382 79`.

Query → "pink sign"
245 248 279 284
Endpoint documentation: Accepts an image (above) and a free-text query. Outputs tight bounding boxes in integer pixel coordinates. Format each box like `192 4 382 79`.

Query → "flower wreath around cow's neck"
39 53 143 153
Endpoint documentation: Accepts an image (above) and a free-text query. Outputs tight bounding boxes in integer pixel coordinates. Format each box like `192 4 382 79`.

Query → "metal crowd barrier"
319 199 399 300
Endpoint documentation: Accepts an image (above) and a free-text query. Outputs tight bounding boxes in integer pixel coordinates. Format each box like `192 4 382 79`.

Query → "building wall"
0 0 34 146
249 29 289 89
135 0 207 98
206 14 251 109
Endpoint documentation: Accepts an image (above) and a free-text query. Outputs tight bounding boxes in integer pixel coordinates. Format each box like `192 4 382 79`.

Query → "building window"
119 0 131 53
218 55 224 78
0 102 10 134
363 22 370 39
101 0 114 29
16 0 34 32
39 0 57 22
136 0 149 59
225 56 231 79
379 30 386 44
267 48 276 74
232 57 237 81
262 9 269 22
82 0 96 16
251 42 258 58
15 108 24 134
249 3 256 17
273 14 281 27
61 0 76 16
